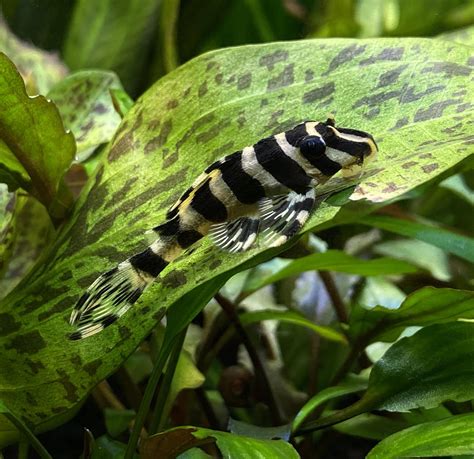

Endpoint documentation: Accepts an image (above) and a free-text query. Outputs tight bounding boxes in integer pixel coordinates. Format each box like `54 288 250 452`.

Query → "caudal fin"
69 247 169 340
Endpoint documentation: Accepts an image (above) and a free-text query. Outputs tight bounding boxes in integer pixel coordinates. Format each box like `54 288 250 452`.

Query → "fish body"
69 117 377 340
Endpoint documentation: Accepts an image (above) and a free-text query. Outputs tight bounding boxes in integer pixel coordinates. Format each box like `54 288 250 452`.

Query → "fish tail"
69 240 171 340
69 216 205 340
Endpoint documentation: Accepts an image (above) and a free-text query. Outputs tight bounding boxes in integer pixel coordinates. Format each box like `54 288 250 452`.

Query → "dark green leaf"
141 426 299 459
48 71 124 161
229 418 291 441
63 0 161 94
91 435 137 459
292 376 368 431
241 250 418 296
104 408 135 438
240 309 347 343
367 413 474 458
0 37 473 436
0 401 51 458
299 322 474 433
349 286 474 343
361 215 474 263
0 53 75 220
369 322 474 412
334 412 407 441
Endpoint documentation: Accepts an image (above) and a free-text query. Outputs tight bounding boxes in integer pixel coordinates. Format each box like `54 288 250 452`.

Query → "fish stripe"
218 151 266 204
325 136 369 157
191 178 228 222
300 148 342 176
285 123 309 146
129 248 168 277
177 230 203 248
254 138 311 194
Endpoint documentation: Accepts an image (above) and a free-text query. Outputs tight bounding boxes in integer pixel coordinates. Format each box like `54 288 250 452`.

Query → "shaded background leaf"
48 70 125 161
0 16 68 95
63 0 161 95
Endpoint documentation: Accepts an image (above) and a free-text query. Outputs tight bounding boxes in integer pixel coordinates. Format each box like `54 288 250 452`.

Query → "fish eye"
299 135 326 156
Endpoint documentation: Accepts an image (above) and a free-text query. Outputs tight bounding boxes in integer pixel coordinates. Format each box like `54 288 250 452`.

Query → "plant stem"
195 386 222 430
125 338 174 459
4 412 51 459
18 435 29 459
214 293 283 425
149 327 187 433
319 271 348 323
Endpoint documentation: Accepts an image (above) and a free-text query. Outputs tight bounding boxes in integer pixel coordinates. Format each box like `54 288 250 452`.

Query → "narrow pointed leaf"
241 250 418 296
350 287 474 342
361 215 474 263
239 309 347 343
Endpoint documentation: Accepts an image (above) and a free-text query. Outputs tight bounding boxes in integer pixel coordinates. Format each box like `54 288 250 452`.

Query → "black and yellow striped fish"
69 117 377 339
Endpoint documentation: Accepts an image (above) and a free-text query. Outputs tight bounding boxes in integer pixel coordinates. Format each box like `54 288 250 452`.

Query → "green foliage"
367 413 474 458
142 426 299 459
0 53 75 221
0 37 472 446
63 0 161 94
47 71 124 161
0 17 68 95
299 322 474 431
0 3 473 458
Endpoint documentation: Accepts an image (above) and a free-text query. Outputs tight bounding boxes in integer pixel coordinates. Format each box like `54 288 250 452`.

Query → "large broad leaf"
47 71 125 161
141 426 299 459
298 322 474 433
0 53 75 220
367 413 474 458
0 37 473 440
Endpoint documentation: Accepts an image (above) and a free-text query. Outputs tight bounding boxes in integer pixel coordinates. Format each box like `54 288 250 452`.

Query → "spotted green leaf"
0 195 55 299
0 37 473 441
0 17 68 95
0 53 76 221
48 71 125 161
0 185 17 277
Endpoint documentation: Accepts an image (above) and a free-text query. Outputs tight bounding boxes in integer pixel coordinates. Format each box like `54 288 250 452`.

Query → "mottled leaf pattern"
0 17 68 95
0 38 472 438
48 71 124 161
